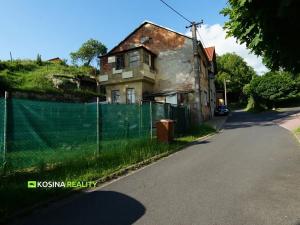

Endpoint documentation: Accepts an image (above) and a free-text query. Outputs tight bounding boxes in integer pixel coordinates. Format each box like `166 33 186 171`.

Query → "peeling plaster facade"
99 21 216 121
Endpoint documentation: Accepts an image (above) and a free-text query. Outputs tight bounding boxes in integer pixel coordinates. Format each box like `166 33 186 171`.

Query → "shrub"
246 71 299 109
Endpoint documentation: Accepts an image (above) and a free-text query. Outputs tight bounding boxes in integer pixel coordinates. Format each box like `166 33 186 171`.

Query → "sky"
0 0 268 74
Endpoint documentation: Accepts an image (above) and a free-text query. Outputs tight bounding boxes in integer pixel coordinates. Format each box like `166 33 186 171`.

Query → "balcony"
99 47 156 85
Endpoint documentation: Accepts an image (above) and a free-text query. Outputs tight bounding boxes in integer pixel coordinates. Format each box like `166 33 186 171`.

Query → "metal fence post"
150 101 153 139
139 101 142 137
188 105 191 129
96 97 101 155
184 106 186 130
168 103 171 119
3 91 8 168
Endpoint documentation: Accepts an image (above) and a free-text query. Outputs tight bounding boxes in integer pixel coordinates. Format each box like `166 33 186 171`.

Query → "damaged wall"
154 38 194 93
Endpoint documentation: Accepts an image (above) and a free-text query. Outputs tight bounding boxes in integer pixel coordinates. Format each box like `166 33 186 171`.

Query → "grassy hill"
0 60 99 96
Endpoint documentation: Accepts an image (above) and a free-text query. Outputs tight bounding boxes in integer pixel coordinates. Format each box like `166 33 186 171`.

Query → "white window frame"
129 51 140 68
126 88 136 104
111 90 120 103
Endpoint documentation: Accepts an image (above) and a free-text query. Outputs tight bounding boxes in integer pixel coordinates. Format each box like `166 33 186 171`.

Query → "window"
111 90 120 103
129 51 140 68
116 55 124 70
143 51 155 70
126 88 136 104
143 51 149 65
150 55 155 70
166 94 178 105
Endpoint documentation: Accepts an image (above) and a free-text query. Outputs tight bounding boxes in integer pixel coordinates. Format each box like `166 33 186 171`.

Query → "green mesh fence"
101 103 151 140
152 103 191 136
5 99 97 170
8 98 97 151
0 98 190 172
152 103 170 122
170 105 191 135
0 97 4 166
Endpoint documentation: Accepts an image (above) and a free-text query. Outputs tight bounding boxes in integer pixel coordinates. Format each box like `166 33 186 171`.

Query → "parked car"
214 105 229 116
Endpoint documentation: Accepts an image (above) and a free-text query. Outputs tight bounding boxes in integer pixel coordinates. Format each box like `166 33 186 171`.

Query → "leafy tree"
246 71 299 109
36 54 42 66
216 53 256 102
70 39 107 66
221 0 300 73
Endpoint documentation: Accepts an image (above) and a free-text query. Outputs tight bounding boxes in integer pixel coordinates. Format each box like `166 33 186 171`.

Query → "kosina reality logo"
27 180 97 188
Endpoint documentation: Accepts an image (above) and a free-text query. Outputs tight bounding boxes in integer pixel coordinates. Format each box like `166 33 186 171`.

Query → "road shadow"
174 139 211 148
224 108 300 130
13 191 145 225
193 140 210 145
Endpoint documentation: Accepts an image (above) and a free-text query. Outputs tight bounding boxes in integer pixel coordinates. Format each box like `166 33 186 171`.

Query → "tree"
36 54 42 66
221 0 300 73
246 71 299 109
216 53 256 102
70 39 107 66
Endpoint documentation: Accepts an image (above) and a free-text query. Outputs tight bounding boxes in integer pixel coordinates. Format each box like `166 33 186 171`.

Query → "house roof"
204 46 215 61
48 57 62 61
104 20 209 62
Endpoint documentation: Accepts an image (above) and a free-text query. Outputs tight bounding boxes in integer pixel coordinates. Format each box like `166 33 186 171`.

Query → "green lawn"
0 124 215 222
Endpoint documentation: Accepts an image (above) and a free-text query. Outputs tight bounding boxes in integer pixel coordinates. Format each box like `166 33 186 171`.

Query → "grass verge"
0 124 215 223
293 127 300 144
294 127 300 133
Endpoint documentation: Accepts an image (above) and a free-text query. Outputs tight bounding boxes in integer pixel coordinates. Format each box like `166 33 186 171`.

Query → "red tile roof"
204 46 215 61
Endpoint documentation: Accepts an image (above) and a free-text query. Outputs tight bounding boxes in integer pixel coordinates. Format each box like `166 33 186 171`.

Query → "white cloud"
186 24 268 75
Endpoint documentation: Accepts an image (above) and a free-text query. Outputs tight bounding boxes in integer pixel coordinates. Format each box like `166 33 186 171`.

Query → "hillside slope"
0 60 98 96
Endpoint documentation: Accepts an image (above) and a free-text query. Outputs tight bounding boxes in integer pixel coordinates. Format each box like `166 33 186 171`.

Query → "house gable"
109 21 188 55
204 46 217 74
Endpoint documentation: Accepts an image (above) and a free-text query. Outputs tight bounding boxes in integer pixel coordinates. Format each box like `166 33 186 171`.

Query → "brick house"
98 21 217 121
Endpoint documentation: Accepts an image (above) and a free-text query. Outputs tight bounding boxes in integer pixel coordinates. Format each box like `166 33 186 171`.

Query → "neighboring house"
48 57 63 63
98 21 217 121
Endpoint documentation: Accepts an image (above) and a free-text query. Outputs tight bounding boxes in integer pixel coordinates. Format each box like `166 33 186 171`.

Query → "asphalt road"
13 109 300 225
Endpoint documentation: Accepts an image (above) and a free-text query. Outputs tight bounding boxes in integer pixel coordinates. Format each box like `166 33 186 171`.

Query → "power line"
159 0 192 24
196 29 207 49
196 29 214 59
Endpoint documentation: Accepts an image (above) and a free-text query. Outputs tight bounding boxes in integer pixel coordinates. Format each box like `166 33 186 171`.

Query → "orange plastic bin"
156 119 174 143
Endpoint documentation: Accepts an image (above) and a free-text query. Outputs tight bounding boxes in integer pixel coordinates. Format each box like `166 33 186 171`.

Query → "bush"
246 71 299 109
245 96 267 112
0 61 8 71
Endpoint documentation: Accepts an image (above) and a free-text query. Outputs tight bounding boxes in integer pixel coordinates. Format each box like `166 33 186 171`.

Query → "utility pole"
187 21 203 124
9 52 13 63
224 79 228 106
